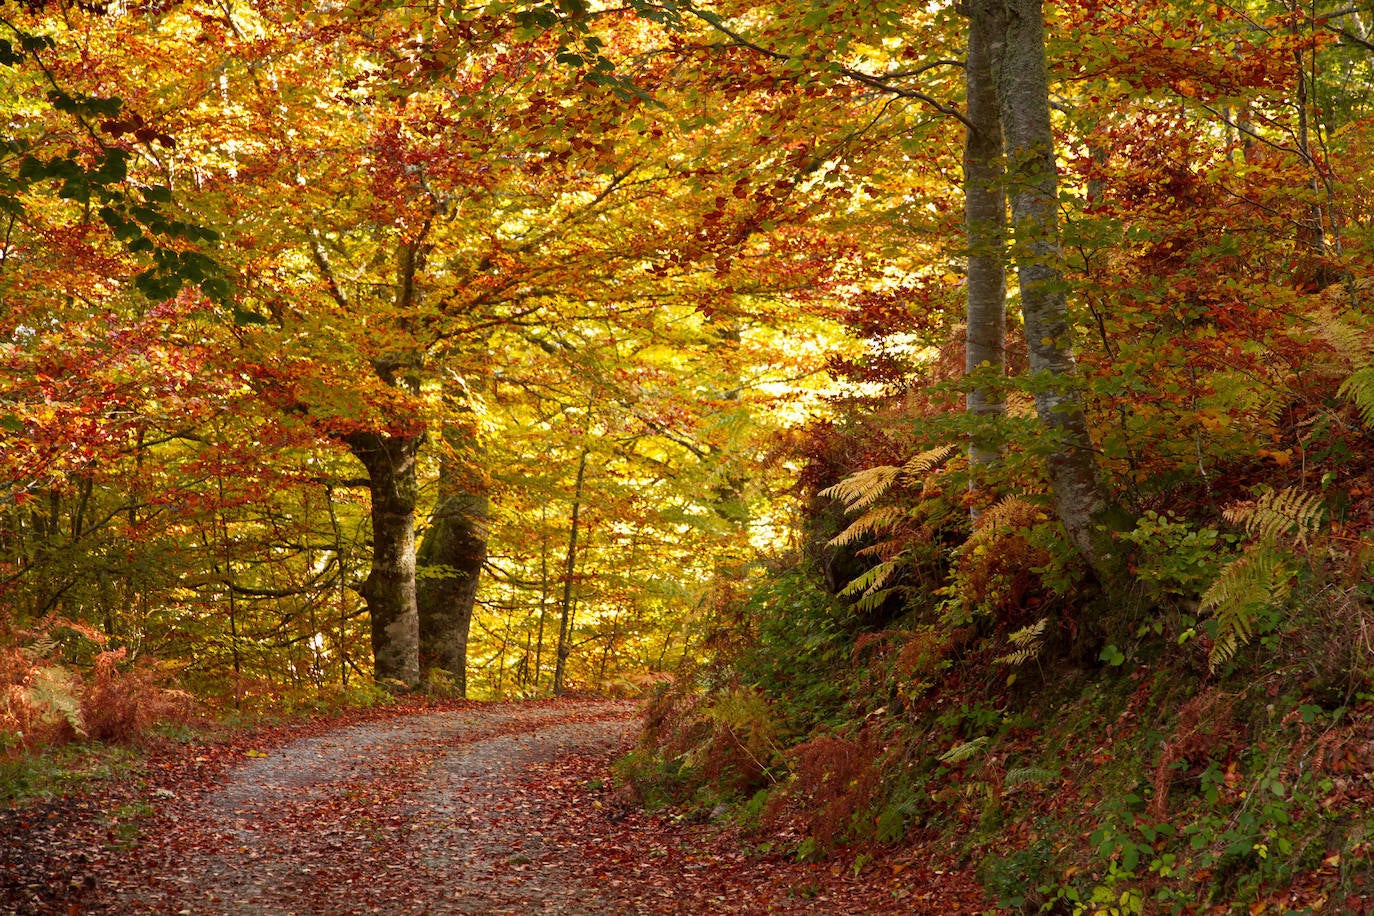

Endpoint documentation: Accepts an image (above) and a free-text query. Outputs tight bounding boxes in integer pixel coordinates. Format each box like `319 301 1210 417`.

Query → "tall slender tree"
962 0 1009 490
977 0 1128 586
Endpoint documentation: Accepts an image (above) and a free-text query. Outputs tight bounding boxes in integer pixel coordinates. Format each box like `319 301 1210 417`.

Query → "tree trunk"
346 430 423 688
533 505 550 690
552 446 589 696
963 0 1008 488
987 0 1127 584
416 441 487 696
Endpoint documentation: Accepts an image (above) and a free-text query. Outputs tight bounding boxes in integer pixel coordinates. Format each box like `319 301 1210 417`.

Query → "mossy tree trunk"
980 0 1129 586
963 0 1009 489
346 429 424 688
416 416 487 696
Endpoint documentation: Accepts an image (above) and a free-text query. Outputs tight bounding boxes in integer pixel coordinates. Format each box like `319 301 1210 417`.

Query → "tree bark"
963 0 1008 487
986 0 1127 584
553 445 589 696
346 430 423 688
416 426 487 696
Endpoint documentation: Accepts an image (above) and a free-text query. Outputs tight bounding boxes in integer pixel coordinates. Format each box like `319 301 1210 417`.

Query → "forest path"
25 699 984 914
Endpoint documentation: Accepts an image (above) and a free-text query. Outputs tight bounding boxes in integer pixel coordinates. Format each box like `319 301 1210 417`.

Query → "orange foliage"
955 499 1053 626
1150 688 1240 818
1 632 195 755
785 727 887 848
82 649 196 744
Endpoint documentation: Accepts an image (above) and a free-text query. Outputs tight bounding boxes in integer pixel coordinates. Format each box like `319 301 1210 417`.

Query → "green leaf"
18 33 57 54
91 149 129 184
199 276 232 302
17 155 48 183
58 177 90 202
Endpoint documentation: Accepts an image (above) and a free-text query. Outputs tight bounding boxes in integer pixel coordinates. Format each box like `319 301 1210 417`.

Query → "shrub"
785 727 887 849
81 649 196 744
948 497 1055 627
2 650 86 753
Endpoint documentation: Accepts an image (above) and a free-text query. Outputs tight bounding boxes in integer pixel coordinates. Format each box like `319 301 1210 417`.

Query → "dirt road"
5 698 984 915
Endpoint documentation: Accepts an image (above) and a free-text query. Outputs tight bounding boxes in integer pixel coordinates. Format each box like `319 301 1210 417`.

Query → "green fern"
26 666 87 737
1005 766 1059 787
837 557 900 599
938 736 989 765
1202 546 1292 673
1339 367 1374 429
850 588 898 617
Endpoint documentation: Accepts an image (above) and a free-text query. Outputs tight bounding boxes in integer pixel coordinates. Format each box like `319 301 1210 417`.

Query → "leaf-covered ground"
2 698 984 915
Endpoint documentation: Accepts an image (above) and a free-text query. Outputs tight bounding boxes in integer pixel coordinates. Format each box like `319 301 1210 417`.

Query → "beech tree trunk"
552 446 589 696
346 430 423 688
984 0 1127 584
963 0 1008 486
416 423 487 696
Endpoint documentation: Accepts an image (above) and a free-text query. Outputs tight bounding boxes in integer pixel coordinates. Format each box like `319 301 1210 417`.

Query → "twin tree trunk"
341 237 487 692
964 0 1008 485
351 3 1128 686
347 426 487 693
965 0 1128 586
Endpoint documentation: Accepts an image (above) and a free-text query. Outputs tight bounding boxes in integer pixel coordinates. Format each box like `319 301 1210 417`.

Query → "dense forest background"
4 0 1374 909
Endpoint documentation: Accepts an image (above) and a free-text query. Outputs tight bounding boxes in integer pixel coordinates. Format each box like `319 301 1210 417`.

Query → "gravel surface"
89 701 638 915
5 698 987 915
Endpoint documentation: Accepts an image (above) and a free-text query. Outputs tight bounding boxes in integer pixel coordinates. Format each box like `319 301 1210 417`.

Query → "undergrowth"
0 618 412 807
624 449 1374 911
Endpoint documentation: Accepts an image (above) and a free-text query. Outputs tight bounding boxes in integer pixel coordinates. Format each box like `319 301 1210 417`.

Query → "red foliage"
785 727 887 848
81 649 197 744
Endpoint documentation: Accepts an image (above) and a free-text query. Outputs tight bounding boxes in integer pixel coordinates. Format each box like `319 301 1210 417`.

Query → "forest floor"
1 698 985 915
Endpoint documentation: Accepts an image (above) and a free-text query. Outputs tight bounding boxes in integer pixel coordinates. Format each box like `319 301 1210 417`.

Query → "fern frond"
1320 275 1374 310
818 465 902 512
995 617 1050 667
828 505 908 549
1340 367 1374 429
26 635 58 658
901 443 959 478
850 588 898 616
1202 547 1293 673
838 558 900 599
1223 487 1324 547
1005 766 1059 787
1314 315 1374 367
26 666 86 737
939 736 989 765
819 445 958 515
975 496 1047 532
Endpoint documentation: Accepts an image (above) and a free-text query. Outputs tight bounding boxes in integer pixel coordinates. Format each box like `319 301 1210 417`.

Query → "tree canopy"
7 0 1374 907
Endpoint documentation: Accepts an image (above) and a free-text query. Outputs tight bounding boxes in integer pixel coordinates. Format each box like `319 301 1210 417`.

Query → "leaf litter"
3 698 982 914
